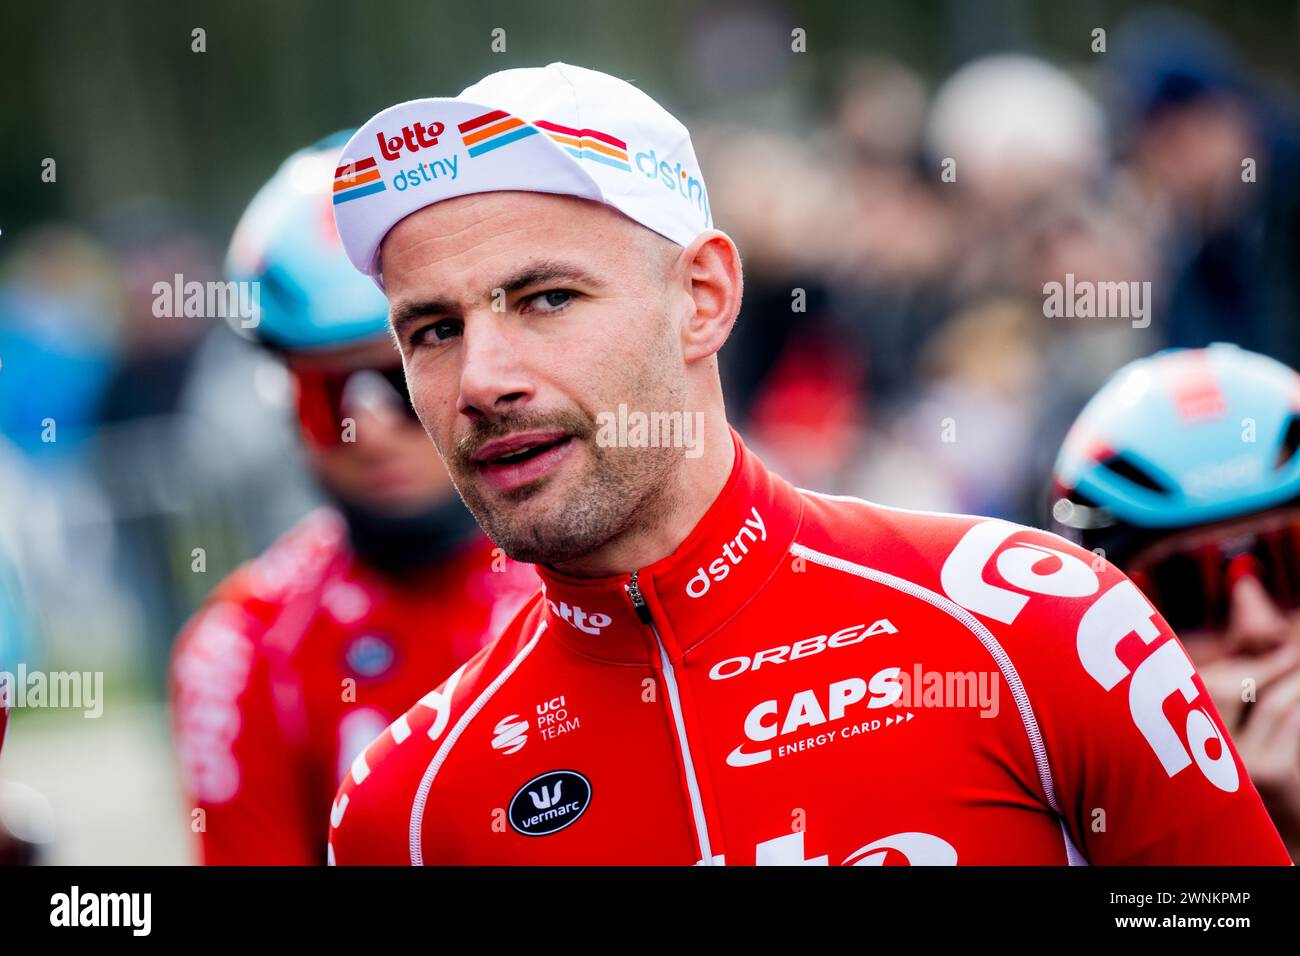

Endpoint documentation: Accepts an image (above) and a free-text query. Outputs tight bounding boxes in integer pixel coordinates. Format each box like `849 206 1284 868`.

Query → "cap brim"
334 98 609 287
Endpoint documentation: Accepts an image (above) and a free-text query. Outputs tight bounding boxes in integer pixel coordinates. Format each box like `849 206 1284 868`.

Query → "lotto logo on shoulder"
939 520 1241 794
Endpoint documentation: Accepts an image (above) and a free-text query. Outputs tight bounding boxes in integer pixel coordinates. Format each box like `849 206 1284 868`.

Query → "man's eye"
525 289 576 314
411 319 460 347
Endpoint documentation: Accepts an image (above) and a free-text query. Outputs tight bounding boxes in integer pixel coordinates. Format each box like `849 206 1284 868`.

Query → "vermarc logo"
508 770 592 836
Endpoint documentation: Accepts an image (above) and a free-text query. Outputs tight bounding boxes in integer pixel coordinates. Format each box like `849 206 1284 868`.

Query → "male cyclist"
169 135 536 864
1050 343 1300 857
326 64 1287 865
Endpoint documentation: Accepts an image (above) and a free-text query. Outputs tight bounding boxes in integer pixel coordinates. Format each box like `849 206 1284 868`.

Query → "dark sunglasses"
288 363 421 446
1125 511 1300 633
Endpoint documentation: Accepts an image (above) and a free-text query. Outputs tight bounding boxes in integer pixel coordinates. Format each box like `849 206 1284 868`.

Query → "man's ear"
678 231 743 363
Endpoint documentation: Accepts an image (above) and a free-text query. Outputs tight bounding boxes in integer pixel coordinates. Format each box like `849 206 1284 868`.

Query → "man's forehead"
379 191 645 286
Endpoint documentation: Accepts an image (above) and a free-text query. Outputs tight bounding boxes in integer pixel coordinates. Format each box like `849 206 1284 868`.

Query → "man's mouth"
473 432 577 492
475 431 572 465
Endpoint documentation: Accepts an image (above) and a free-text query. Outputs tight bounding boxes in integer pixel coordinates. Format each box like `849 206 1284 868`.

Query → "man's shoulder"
793 488 1007 577
791 488 1118 655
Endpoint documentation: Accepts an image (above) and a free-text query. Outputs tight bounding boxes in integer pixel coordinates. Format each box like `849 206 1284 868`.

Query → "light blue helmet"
1049 344 1300 560
226 132 390 352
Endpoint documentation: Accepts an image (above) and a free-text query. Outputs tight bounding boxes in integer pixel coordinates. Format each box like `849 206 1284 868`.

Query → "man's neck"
549 409 735 578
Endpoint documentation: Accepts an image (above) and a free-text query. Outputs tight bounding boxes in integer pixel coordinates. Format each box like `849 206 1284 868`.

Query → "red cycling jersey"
170 508 537 864
328 429 1290 865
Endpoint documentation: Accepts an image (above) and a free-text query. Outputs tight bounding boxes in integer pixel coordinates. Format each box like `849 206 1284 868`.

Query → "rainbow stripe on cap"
457 110 631 172
333 156 386 205
458 110 540 157
535 121 631 172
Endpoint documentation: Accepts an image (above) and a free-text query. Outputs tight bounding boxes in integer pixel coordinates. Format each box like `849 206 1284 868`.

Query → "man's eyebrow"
389 296 460 334
496 259 605 297
388 260 604 333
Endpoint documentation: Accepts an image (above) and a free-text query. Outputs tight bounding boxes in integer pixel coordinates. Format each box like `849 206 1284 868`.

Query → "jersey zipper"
626 570 717 865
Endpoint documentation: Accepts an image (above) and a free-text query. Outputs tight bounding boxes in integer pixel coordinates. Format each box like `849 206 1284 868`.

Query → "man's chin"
454 438 653 567
465 479 603 566
463 457 566 507
485 520 593 567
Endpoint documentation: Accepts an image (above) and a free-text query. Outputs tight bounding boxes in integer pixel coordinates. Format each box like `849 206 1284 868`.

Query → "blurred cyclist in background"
169 134 537 865
1050 343 1300 859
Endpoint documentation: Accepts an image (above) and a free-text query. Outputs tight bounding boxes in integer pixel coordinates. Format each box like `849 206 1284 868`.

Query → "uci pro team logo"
508 770 592 837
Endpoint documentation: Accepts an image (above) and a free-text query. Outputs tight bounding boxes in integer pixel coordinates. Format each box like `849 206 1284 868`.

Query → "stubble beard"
447 290 685 569
456 433 680 567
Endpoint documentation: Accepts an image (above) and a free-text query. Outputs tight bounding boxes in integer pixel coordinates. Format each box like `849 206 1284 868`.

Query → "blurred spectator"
87 200 222 673
0 229 122 679
94 198 217 424
1108 6 1300 365
0 225 120 458
83 199 318 682
829 57 955 407
0 471 40 676
702 125 870 488
925 53 1110 303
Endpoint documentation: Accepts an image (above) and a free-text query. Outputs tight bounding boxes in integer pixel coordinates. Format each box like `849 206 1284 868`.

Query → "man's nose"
1224 572 1291 654
456 314 533 417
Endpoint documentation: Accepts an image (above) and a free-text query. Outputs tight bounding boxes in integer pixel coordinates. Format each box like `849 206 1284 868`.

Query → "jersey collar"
535 428 803 665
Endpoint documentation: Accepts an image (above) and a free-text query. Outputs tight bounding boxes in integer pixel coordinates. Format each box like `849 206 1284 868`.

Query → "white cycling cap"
332 62 714 288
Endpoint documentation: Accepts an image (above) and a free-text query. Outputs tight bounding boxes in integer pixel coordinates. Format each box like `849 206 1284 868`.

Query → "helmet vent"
1100 454 1169 494
1276 414 1300 469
